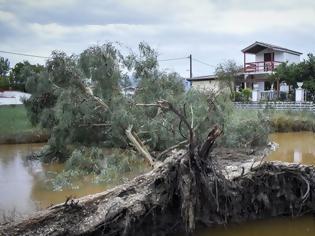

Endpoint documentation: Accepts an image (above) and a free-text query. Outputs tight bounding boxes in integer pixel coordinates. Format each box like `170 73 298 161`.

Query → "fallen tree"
1 152 315 235
1 149 315 236
1 100 315 236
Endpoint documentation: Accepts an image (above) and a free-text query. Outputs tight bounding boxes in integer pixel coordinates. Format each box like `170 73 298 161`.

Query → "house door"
264 53 272 62
264 53 274 71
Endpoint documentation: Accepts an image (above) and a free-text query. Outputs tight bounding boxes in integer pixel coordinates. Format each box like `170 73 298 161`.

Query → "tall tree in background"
272 53 315 100
215 60 241 99
10 61 44 91
0 57 10 77
0 57 10 89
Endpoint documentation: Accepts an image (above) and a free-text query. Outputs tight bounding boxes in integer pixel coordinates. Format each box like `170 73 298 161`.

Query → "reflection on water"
0 143 43 216
267 132 315 165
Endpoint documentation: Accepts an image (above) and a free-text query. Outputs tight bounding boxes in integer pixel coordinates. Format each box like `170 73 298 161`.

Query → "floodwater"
267 132 315 165
0 143 143 218
0 132 314 234
195 216 315 236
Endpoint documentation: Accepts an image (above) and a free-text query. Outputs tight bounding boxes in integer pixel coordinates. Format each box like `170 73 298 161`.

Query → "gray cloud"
0 0 314 77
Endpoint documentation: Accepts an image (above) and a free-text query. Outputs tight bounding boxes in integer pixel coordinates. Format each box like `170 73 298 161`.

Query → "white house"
241 41 302 100
187 41 303 100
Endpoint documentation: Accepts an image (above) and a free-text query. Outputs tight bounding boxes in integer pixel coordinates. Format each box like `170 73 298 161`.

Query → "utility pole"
189 54 192 79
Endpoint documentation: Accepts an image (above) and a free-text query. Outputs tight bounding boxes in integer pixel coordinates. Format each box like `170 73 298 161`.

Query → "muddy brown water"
267 132 315 165
0 143 144 217
0 132 315 234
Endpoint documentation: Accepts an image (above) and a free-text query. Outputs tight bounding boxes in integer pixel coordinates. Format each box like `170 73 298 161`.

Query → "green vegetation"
0 105 36 135
0 77 10 90
219 110 269 148
0 57 10 78
50 148 148 190
0 57 10 90
215 60 241 96
270 110 315 132
234 88 252 102
271 54 315 101
9 61 44 91
0 56 44 91
15 42 272 187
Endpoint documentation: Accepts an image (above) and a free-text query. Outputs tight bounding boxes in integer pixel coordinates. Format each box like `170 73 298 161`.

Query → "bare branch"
137 100 196 155
78 123 111 127
125 125 155 167
156 140 188 160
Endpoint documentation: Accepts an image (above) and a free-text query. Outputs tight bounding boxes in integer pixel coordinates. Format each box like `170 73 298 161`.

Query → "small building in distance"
187 75 220 93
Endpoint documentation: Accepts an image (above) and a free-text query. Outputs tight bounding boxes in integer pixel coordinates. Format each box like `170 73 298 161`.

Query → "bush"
241 88 252 101
51 148 149 190
234 89 252 102
218 110 270 148
0 76 10 90
65 147 105 174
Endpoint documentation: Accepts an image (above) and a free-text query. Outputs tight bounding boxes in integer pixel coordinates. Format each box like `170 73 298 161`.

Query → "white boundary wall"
0 91 31 106
234 102 315 113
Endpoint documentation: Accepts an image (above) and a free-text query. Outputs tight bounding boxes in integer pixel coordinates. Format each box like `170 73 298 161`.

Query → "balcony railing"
244 61 282 73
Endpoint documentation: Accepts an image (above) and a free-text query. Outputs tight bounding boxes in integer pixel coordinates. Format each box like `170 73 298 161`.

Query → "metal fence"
234 102 315 112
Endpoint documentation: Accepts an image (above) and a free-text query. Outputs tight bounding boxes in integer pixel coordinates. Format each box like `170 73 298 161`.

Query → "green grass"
0 105 37 135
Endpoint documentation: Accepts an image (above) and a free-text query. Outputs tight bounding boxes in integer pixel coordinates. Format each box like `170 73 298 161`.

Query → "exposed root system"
1 148 314 236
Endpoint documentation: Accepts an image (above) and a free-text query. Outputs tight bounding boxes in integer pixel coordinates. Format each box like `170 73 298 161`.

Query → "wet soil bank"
1 146 314 236
0 131 49 144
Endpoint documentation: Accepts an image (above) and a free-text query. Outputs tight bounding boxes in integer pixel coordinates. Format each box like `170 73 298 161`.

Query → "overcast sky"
1 0 315 77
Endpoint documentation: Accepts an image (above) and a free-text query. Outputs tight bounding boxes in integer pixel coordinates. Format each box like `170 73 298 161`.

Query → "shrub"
0 76 10 90
218 110 270 148
241 88 252 101
234 89 252 102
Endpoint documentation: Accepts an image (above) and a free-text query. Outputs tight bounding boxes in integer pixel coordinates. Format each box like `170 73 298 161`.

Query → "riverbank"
0 105 48 144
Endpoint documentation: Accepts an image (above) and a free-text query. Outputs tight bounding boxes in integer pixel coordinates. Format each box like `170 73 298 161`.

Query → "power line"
0 50 49 59
192 58 216 68
158 56 188 62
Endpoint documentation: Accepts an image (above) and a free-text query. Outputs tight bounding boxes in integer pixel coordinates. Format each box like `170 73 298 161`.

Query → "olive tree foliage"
25 46 127 162
112 42 187 151
24 43 189 162
25 43 270 164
